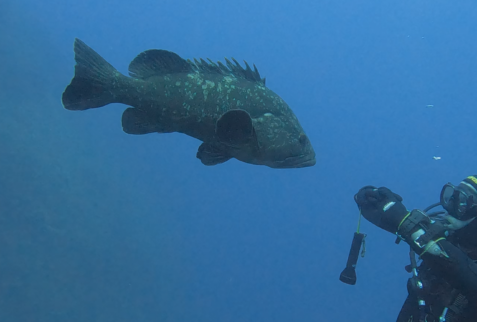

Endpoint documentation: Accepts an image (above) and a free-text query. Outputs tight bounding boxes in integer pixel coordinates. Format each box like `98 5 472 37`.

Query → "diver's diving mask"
440 182 477 221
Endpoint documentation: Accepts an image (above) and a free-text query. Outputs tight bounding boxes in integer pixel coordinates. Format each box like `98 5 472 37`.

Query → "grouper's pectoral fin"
196 143 231 166
122 107 167 134
216 109 255 147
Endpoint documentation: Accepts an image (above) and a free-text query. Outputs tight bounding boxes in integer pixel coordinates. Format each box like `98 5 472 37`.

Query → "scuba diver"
353 176 477 321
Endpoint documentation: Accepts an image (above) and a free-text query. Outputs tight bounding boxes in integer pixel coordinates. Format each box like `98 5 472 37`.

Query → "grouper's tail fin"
62 38 125 111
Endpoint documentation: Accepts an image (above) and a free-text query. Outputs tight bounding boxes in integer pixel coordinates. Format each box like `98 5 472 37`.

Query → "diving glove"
354 186 408 234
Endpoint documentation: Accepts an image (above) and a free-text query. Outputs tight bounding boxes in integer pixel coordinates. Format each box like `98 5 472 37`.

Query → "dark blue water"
2 0 477 321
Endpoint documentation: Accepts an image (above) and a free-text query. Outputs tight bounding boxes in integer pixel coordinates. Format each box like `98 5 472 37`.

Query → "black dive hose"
408 250 427 322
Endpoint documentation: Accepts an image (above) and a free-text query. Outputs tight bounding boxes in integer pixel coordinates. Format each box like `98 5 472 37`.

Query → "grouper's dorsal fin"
129 50 193 79
188 57 266 86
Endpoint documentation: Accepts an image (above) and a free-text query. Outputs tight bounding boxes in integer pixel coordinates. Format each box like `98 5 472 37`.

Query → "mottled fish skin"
62 38 316 168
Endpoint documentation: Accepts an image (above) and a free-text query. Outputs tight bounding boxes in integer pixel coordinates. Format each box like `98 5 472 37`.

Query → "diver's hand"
354 186 409 234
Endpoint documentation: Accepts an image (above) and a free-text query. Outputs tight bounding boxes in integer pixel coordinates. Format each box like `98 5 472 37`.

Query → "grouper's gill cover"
62 38 316 169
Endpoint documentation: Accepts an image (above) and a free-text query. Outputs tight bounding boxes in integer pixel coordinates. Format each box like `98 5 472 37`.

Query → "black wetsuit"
397 219 477 322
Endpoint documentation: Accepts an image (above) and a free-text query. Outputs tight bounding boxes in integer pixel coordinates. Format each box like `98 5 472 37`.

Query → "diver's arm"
355 186 477 301
421 240 477 301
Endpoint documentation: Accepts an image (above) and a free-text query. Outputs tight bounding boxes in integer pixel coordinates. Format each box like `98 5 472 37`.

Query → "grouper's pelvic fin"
62 38 125 111
196 143 232 166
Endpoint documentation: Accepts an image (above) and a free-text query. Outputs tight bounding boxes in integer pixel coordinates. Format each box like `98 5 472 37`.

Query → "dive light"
339 232 366 285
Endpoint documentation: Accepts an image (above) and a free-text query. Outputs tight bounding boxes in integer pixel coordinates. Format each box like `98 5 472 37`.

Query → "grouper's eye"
299 133 308 145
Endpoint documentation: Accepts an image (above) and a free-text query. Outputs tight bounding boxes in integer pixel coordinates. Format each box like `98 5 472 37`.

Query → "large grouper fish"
62 39 316 168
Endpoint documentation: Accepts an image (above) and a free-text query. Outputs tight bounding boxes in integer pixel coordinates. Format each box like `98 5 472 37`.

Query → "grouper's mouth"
271 154 316 169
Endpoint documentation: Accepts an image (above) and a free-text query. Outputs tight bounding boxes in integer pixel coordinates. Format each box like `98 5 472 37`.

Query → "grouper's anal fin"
128 50 193 79
122 107 169 134
196 143 231 166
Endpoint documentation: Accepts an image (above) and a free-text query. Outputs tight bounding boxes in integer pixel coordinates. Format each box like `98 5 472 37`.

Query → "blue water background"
1 0 477 321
